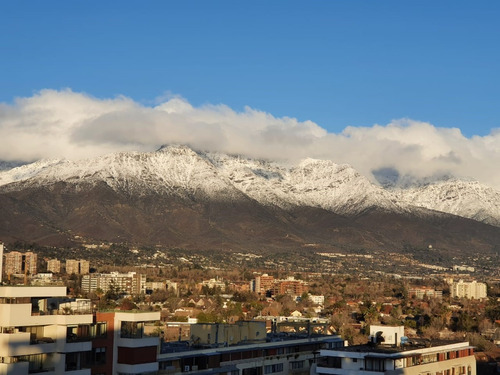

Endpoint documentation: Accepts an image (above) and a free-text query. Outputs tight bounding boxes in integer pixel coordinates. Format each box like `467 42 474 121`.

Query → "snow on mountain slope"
1 145 499 224
0 159 67 186
393 179 500 227
0 146 244 200
0 145 403 215
204 153 404 214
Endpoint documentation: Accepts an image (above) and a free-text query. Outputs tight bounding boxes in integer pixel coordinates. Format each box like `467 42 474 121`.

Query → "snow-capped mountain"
0 145 404 216
203 152 405 215
393 179 500 227
1 145 500 252
1 145 499 225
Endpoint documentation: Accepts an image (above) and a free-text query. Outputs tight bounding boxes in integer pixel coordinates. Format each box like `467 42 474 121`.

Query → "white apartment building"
315 325 476 375
309 295 325 305
450 280 487 300
81 272 146 295
0 286 94 375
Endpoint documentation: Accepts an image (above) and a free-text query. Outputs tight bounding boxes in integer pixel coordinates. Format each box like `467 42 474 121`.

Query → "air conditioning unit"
184 366 190 372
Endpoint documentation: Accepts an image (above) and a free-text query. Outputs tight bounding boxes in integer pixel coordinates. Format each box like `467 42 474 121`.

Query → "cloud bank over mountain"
1 89 500 188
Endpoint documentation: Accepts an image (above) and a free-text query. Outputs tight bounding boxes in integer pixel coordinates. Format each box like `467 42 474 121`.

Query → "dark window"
94 347 106 365
264 363 283 374
365 358 385 372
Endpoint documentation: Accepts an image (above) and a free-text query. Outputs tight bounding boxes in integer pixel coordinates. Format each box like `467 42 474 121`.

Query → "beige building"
65 259 90 275
315 325 475 375
81 272 146 295
191 321 267 346
47 258 61 273
4 251 37 276
450 279 487 300
408 287 443 299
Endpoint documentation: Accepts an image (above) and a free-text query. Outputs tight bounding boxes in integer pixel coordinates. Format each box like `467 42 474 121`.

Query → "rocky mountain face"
1 145 500 256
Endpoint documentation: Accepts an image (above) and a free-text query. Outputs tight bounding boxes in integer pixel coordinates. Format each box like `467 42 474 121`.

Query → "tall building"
66 259 90 275
253 274 275 294
47 258 61 273
315 325 476 375
4 251 37 276
279 277 308 296
4 251 23 275
451 280 487 300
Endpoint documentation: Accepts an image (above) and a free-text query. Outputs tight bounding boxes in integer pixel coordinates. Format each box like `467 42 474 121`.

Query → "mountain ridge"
1 145 500 256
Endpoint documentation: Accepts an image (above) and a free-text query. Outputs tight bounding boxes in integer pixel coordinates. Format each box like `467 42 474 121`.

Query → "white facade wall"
451 280 487 299
0 286 93 375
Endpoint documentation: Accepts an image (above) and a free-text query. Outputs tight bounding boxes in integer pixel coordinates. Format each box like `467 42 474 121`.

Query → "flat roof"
159 335 342 359
321 340 473 359
0 286 67 298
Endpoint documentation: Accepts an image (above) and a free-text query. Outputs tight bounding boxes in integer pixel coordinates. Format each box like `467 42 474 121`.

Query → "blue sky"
1 1 499 137
2 1 500 188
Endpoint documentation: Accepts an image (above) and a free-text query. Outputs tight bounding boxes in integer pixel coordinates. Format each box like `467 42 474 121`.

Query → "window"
94 347 106 365
242 367 262 375
291 361 304 370
120 321 144 338
264 363 283 374
94 322 107 338
365 358 385 372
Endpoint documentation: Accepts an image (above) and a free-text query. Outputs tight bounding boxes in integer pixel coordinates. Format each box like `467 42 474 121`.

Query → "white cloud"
1 89 500 189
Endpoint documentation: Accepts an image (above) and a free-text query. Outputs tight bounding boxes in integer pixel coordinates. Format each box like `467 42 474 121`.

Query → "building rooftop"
0 285 67 298
322 339 473 358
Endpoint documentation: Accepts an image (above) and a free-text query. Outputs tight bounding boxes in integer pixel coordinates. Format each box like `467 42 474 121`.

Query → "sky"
1 1 500 188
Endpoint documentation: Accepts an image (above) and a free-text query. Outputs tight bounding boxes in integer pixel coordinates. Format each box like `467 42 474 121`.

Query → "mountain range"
1 145 500 256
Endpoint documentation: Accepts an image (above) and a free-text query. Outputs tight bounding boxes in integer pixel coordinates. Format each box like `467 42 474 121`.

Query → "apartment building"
47 259 61 274
315 325 476 375
450 280 487 300
81 272 146 295
3 251 37 277
279 277 308 296
200 278 226 292
252 274 275 295
158 328 344 375
408 287 443 300
0 285 161 375
0 286 94 375
251 275 308 297
91 311 160 375
66 259 90 275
